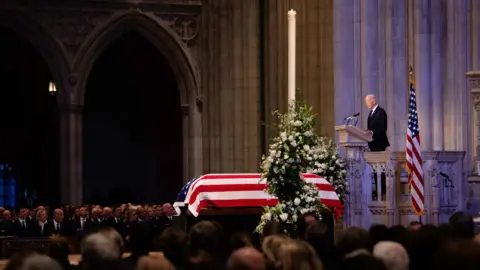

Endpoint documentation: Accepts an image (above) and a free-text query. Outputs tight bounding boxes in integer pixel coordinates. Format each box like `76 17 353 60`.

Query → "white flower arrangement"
255 102 347 235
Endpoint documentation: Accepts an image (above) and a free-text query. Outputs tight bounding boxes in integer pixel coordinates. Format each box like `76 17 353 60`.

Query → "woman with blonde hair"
276 240 323 270
261 235 291 268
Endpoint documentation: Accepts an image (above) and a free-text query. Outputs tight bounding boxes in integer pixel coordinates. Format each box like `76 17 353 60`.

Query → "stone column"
384 0 407 151
361 0 379 127
430 0 443 151
333 0 357 128
414 0 432 151
201 0 261 173
59 103 83 205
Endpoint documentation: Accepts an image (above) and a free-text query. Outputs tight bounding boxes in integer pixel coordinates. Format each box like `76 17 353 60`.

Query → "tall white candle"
288 9 296 108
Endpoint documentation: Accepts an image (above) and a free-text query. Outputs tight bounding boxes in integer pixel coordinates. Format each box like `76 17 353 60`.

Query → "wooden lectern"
334 124 373 148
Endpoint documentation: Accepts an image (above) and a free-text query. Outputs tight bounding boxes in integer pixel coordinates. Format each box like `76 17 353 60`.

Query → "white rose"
303 185 310 191
279 213 288 221
292 214 298 222
291 141 297 147
294 198 301 205
288 135 294 141
294 120 302 126
303 145 310 151
264 212 272 220
329 167 334 171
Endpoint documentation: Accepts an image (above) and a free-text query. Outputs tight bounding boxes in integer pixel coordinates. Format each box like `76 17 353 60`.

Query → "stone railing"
344 150 465 228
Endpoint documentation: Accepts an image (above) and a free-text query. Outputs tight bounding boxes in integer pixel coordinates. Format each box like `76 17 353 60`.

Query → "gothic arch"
73 10 200 107
0 9 70 103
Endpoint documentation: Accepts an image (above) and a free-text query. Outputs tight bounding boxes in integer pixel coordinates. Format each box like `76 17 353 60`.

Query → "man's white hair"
373 241 409 270
81 232 121 260
20 254 61 270
366 94 376 101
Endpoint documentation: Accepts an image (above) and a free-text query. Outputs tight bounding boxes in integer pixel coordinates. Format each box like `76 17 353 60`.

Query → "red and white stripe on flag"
184 173 343 217
406 80 424 216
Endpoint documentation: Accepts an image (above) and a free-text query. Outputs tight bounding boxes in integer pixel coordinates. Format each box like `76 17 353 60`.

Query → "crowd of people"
2 206 480 270
0 203 177 238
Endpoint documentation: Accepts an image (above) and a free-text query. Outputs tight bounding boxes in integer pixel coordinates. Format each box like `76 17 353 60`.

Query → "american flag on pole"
406 79 424 216
174 173 342 217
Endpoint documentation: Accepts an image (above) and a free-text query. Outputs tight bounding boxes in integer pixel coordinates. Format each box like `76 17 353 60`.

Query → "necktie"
22 221 25 228
56 223 60 233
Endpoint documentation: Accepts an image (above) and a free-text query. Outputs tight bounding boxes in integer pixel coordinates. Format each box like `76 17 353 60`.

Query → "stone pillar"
430 0 443 151
201 0 261 172
333 0 358 128
384 0 407 151
360 0 379 128
413 0 432 151
59 104 83 205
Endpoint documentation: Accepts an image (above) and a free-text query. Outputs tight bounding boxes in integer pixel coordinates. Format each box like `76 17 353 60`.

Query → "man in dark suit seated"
12 208 35 237
44 208 68 236
365 94 390 152
106 207 126 237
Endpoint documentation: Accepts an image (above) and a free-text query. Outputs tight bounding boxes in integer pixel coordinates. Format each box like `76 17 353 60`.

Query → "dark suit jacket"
367 106 390 151
44 220 68 236
11 219 36 237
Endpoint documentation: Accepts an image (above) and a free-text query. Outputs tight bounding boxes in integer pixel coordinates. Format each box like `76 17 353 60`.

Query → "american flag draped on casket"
173 173 343 217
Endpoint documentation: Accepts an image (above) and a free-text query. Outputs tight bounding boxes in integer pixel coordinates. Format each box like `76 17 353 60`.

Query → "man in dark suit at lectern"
365 94 390 152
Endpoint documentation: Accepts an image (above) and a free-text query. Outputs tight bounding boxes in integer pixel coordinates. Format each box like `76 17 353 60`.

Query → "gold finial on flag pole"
409 66 414 78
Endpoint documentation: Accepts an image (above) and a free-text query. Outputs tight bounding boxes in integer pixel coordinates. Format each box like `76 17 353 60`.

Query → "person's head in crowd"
189 220 222 257
99 227 124 258
227 247 266 270
432 238 480 270
305 221 333 269
262 220 285 241
161 203 176 216
2 210 11 221
408 224 443 269
230 231 253 251
135 255 175 270
19 253 62 270
369 224 389 245
46 235 71 269
373 241 409 270
338 254 386 270
102 207 113 219
157 226 188 268
296 212 318 240
128 209 138 222
78 207 87 218
407 220 422 231
129 222 154 256
136 207 147 220
5 250 35 270
53 209 64 223
113 206 122 218
36 209 47 223
81 232 122 270
262 235 291 268
154 205 164 217
449 211 474 239
276 240 322 270
386 225 408 247
17 208 27 220
336 227 373 259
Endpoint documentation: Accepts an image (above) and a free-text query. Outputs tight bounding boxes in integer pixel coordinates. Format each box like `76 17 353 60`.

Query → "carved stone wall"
0 0 203 204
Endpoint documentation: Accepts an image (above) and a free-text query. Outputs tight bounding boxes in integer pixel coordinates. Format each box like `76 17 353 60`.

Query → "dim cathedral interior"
1 0 480 228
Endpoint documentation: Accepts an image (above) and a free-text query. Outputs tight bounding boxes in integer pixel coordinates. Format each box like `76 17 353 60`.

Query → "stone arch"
0 9 71 103
73 10 203 184
73 10 200 107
